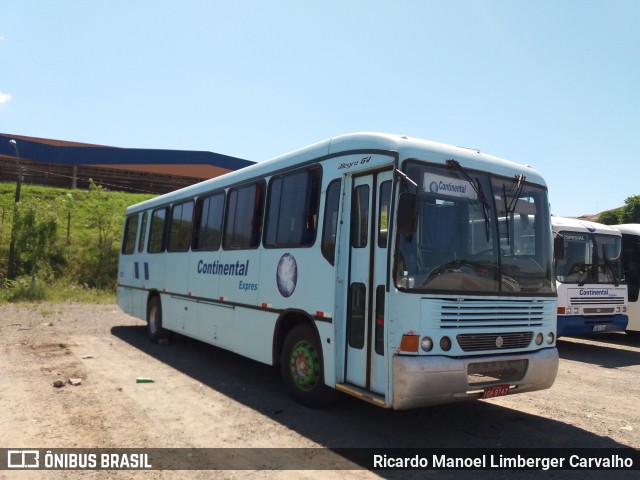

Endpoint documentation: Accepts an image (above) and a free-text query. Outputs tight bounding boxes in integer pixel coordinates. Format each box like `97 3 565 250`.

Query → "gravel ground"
1 302 639 479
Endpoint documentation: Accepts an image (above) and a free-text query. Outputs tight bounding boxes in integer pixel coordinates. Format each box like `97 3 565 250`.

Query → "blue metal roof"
0 134 254 170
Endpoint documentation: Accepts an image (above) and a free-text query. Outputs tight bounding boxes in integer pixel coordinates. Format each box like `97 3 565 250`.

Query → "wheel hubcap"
289 340 319 391
149 306 158 334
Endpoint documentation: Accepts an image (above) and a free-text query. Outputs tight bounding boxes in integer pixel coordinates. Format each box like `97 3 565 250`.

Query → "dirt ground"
0 302 639 480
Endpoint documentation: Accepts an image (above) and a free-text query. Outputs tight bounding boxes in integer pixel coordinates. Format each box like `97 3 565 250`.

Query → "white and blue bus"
614 224 640 335
117 132 558 409
552 217 627 337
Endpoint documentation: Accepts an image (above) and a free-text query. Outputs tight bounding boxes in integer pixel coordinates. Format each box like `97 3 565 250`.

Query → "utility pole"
7 139 23 279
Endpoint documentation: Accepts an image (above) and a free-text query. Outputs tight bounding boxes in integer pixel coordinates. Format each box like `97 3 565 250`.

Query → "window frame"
222 181 266 250
148 206 169 254
321 179 342 265
137 211 148 253
167 200 195 253
121 213 139 255
264 165 322 249
193 191 226 252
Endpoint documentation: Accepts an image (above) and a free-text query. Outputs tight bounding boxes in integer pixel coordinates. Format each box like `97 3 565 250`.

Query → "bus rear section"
552 217 628 337
615 224 640 335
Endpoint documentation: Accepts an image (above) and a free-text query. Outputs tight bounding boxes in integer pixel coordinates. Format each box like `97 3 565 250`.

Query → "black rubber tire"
280 323 338 408
147 295 171 343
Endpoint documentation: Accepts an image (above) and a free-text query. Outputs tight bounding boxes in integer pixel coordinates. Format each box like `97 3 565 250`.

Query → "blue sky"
1 0 638 217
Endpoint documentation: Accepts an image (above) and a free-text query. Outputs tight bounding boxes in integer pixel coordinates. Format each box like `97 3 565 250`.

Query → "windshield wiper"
577 269 589 287
394 168 418 190
446 159 491 242
575 263 596 287
502 174 526 246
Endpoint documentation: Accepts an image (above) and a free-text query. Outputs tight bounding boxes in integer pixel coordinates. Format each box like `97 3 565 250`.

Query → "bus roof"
552 216 622 236
613 224 640 235
125 132 547 213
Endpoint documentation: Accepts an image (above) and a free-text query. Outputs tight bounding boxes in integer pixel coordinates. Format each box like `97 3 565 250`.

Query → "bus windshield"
556 232 623 285
395 161 554 294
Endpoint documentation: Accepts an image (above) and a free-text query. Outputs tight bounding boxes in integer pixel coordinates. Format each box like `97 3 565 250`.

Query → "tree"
620 195 640 224
597 209 620 225
76 182 127 289
14 201 62 286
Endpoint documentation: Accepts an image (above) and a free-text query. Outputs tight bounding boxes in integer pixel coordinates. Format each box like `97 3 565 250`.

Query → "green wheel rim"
289 339 320 391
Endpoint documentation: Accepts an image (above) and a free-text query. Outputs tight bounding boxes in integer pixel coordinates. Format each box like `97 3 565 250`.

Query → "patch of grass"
0 182 151 303
0 277 115 305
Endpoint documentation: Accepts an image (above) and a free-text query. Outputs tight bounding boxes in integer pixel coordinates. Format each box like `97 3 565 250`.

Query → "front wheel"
147 295 172 343
280 323 337 408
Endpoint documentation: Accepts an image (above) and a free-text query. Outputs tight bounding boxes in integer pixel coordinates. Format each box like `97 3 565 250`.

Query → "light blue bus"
615 224 640 336
552 217 628 337
117 133 558 409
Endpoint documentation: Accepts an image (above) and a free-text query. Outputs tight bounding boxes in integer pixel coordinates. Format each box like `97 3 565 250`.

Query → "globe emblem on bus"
495 336 504 348
276 253 298 298
429 181 439 194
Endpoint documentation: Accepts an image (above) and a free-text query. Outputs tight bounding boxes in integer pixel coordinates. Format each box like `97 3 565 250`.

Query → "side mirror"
553 234 565 261
397 192 418 235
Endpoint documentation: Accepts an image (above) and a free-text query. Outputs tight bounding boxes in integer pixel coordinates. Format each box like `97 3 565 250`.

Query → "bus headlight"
535 333 543 345
547 332 555 344
420 337 433 352
440 336 452 351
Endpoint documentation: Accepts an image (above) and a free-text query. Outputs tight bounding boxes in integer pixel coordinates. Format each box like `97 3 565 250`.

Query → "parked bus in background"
117 132 558 409
552 217 627 337
614 224 640 335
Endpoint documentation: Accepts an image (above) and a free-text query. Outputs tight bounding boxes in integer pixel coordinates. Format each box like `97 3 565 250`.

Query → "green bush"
0 182 152 301
2 276 47 302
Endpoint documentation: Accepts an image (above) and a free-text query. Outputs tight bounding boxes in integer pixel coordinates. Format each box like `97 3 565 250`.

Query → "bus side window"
378 180 392 248
168 201 194 252
148 207 168 253
137 211 148 253
265 166 321 248
623 236 640 302
321 180 342 265
122 214 139 255
193 192 224 251
223 181 265 249
351 185 370 248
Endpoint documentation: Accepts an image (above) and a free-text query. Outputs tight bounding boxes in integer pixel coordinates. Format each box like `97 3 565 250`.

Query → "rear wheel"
147 296 171 343
280 323 337 408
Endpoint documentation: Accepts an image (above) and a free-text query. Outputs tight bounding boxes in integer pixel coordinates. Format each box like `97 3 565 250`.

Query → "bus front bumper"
391 347 558 410
557 314 628 337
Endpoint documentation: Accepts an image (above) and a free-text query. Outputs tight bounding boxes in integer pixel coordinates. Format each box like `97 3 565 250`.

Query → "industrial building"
0 133 254 194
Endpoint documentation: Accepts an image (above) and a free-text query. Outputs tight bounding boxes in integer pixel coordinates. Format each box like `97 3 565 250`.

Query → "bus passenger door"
345 169 393 396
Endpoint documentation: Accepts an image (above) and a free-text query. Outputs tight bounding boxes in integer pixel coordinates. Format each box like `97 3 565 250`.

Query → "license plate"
593 324 607 332
482 384 510 399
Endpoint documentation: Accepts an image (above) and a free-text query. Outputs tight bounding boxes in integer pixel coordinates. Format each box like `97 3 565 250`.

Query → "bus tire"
280 323 337 408
147 296 171 343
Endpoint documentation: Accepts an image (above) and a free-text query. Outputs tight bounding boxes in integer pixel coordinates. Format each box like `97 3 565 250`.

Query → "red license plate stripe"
482 384 510 399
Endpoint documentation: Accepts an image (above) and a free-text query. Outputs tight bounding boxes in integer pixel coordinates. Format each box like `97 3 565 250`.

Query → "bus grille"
569 296 625 305
425 297 554 329
457 332 533 352
583 307 615 315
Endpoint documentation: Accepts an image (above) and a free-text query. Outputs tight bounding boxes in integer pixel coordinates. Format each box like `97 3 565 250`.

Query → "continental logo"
579 289 610 296
197 260 249 276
